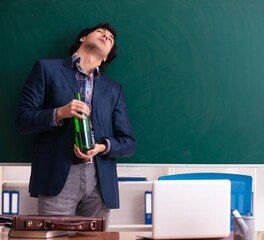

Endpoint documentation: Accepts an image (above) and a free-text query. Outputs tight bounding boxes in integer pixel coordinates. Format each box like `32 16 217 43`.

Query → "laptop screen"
151 180 231 239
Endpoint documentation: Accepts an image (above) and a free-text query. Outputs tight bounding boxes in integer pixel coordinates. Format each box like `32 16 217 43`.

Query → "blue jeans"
38 162 110 227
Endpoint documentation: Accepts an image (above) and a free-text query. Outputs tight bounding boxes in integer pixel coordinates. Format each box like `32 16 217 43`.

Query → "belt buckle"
85 158 93 163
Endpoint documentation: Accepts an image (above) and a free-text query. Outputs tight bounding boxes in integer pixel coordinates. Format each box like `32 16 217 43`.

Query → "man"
16 23 136 225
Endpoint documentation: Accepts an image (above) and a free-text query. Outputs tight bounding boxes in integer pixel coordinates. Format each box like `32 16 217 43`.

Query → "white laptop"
139 180 231 239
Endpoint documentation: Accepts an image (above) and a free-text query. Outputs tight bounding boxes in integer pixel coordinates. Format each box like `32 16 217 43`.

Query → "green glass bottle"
73 93 93 152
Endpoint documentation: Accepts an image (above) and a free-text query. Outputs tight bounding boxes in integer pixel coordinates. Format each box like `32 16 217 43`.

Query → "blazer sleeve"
16 60 55 134
104 85 136 159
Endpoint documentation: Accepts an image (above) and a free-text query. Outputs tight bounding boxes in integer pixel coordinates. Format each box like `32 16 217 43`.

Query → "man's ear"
79 36 85 42
103 56 107 62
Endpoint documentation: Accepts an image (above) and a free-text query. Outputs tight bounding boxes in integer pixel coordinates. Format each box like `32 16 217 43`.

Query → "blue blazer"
16 58 136 209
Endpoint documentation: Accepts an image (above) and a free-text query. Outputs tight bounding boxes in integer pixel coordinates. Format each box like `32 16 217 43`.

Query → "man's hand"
74 144 106 160
57 99 90 121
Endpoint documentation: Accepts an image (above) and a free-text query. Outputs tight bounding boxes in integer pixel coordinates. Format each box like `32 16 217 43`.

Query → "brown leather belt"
72 158 93 164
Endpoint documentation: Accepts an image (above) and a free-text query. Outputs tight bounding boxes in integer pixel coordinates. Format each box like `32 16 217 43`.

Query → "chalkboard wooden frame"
1 0 264 164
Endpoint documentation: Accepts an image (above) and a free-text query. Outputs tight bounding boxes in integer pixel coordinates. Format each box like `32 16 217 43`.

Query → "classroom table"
0 231 235 240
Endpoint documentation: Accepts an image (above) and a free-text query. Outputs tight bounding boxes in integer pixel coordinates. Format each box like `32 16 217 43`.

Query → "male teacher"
16 23 136 226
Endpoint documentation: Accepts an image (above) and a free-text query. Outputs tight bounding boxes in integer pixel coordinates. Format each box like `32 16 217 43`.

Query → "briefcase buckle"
25 219 44 229
25 220 33 229
90 220 97 230
44 220 53 230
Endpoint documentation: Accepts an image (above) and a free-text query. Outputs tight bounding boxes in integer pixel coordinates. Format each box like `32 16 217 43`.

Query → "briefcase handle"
25 220 97 231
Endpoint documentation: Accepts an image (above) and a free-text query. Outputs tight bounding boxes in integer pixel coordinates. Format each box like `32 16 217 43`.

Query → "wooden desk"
0 231 234 240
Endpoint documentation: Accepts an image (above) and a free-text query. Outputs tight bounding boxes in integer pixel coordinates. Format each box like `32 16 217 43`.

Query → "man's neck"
76 50 102 74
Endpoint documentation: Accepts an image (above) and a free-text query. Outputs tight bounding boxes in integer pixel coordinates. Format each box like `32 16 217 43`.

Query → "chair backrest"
158 172 253 230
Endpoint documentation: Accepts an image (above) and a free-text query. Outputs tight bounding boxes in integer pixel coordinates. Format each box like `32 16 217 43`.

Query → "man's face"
80 28 115 61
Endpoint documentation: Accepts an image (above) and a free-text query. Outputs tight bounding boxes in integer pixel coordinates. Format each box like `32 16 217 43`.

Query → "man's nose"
103 34 108 40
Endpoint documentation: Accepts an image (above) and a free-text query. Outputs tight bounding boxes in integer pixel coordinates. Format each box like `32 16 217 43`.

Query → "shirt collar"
71 53 100 79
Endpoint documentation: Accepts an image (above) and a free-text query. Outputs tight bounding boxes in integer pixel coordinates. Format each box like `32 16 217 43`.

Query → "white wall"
255 168 264 231
1 165 264 230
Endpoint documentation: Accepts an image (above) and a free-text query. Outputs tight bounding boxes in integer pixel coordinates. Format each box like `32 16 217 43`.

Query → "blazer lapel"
61 58 78 94
92 75 108 109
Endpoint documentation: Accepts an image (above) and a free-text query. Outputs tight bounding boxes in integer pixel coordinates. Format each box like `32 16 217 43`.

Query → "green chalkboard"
1 0 264 165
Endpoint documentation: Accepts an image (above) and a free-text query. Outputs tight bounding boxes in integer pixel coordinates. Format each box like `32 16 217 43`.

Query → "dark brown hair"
70 23 118 71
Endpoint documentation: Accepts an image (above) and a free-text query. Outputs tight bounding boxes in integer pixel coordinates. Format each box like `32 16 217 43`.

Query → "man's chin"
83 44 104 57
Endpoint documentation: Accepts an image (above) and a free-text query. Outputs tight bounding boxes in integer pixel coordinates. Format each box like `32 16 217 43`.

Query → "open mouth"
98 39 105 45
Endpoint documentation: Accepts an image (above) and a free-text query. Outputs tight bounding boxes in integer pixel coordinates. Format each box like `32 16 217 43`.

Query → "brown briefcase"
0 215 105 231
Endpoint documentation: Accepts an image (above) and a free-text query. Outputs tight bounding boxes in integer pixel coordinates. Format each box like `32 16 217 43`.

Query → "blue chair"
158 172 253 230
